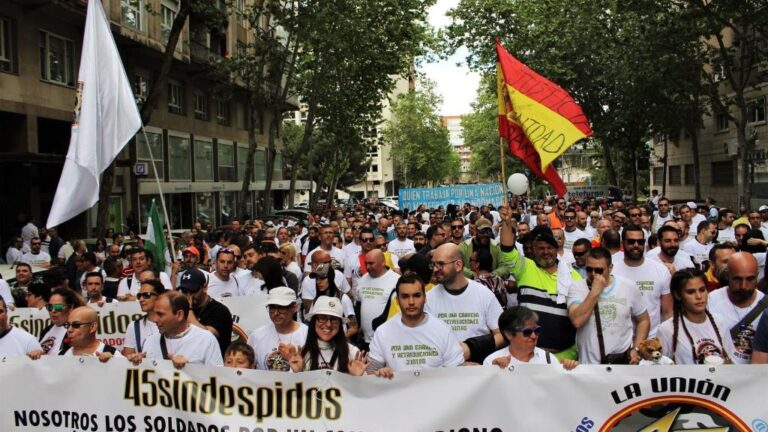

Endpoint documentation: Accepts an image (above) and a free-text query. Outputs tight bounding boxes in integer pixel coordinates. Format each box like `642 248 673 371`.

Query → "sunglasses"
137 292 158 300
46 304 68 312
361 238 375 243
585 266 605 274
572 250 587 257
625 238 646 246
451 225 464 229
629 213 642 217
563 216 575 221
63 321 95 329
515 325 542 337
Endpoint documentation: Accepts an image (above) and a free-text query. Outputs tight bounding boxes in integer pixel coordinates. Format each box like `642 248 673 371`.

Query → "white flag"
46 0 141 229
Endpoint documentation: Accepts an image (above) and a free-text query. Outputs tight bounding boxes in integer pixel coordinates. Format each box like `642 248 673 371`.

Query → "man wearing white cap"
247 287 308 371
688 202 707 233
759 205 768 231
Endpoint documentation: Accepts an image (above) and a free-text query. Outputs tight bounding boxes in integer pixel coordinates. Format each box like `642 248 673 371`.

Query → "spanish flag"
496 41 592 171
498 64 568 197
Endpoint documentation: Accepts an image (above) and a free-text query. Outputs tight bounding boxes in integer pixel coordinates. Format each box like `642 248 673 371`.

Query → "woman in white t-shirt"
288 296 368 374
658 268 732 365
483 306 579 370
39 288 85 355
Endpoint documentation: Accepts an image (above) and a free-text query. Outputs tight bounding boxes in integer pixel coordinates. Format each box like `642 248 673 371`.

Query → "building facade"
0 0 306 242
440 115 474 183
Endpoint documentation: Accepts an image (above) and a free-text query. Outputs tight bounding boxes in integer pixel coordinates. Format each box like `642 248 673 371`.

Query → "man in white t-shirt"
562 208 588 250
567 247 649 364
708 252 766 364
611 225 672 336
651 198 673 233
61 306 122 361
304 225 346 273
343 228 377 295
680 220 716 266
20 237 50 268
5 236 24 265
129 291 223 368
207 248 242 297
367 273 464 377
0 296 43 358
387 223 415 258
117 247 173 300
647 225 697 274
247 287 308 371
426 243 504 363
358 249 400 346
716 209 736 244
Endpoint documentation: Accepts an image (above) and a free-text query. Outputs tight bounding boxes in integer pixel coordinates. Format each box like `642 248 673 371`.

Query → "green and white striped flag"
145 199 167 273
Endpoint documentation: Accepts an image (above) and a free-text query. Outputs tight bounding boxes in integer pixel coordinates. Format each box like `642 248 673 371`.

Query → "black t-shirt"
103 280 119 299
195 298 233 356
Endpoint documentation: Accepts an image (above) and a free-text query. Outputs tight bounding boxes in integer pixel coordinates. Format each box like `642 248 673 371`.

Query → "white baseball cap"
266 287 297 306
686 201 697 209
307 295 344 320
759 205 768 212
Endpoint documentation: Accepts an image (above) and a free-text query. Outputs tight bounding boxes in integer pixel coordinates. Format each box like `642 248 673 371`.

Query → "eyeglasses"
63 321 96 329
430 259 460 270
625 238 646 246
563 216 575 221
46 304 68 312
451 225 464 229
572 250 587 257
361 237 375 243
585 266 605 274
316 315 341 325
629 213 642 217
268 304 293 312
514 325 542 338
137 292 158 300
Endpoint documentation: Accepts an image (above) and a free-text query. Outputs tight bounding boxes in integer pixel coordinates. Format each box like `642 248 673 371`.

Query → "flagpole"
499 137 508 201
140 125 176 263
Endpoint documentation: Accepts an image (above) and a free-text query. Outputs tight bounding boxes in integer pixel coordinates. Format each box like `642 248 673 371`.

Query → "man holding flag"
496 40 592 197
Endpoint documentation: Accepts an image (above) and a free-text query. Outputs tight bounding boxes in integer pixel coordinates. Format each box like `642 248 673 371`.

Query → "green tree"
383 79 460 186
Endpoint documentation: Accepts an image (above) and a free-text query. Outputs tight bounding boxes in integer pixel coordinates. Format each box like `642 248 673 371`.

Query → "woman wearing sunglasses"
39 287 85 355
287 296 369 375
658 268 733 365
484 306 578 370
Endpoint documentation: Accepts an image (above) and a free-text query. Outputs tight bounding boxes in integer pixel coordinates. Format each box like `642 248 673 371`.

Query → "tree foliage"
383 79 460 186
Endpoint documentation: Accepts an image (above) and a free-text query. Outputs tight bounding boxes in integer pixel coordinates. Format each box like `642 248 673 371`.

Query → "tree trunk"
601 141 618 186
239 97 259 218
662 135 668 198
95 0 191 237
689 127 701 201
288 100 317 207
630 138 638 204
262 112 279 214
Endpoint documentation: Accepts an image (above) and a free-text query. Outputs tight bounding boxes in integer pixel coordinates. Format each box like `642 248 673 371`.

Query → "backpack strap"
134 319 143 353
160 335 170 360
730 296 768 340
103 344 116 354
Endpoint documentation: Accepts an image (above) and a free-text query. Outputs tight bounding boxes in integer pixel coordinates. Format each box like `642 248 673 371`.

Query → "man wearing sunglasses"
344 229 377 293
611 224 672 336
0 296 43 359
562 208 589 251
567 247 650 365
570 239 592 279
60 306 121 360
20 237 51 268
651 197 673 233
122 280 165 357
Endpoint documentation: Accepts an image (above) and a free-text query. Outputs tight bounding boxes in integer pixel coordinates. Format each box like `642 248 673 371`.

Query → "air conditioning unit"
725 141 739 157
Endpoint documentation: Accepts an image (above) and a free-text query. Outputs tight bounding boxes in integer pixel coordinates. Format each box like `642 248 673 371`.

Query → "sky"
419 0 480 117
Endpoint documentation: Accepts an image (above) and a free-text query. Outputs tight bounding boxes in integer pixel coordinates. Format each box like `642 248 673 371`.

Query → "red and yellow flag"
497 65 568 197
496 41 592 171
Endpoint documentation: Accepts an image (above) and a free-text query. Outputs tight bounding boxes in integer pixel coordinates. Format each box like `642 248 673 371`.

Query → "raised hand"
348 350 370 376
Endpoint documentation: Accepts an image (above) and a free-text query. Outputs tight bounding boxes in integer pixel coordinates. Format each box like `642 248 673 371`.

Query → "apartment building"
440 115 474 183
0 0 305 241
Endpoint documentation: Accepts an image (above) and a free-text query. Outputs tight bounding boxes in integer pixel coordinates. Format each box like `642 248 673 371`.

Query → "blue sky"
419 0 480 116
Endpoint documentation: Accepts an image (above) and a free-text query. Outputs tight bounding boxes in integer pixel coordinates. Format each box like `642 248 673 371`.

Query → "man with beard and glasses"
611 224 672 336
498 210 583 361
647 225 698 274
708 252 765 364
459 218 507 279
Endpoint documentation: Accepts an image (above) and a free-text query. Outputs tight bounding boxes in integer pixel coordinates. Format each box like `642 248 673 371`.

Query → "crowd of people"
3 191 768 376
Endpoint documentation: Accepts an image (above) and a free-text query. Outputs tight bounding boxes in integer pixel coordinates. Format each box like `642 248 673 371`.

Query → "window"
39 31 75 86
652 167 664 185
121 0 143 31
134 74 150 105
194 139 214 181
684 164 695 185
747 98 766 124
218 141 235 181
237 145 249 181
273 152 283 180
716 112 728 131
669 165 681 185
168 80 184 114
0 16 17 73
254 149 266 181
216 99 230 125
168 134 191 180
160 1 178 44
236 102 247 129
193 90 208 120
711 160 734 186
136 130 164 179
371 164 379 173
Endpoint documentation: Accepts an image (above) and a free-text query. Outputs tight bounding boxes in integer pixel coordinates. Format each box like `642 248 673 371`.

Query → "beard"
662 247 678 257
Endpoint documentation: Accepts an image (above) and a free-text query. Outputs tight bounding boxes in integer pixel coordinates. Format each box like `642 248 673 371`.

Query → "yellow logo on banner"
600 396 749 431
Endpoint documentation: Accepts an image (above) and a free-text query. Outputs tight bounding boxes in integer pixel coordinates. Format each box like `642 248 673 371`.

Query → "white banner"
0 358 765 431
8 296 269 349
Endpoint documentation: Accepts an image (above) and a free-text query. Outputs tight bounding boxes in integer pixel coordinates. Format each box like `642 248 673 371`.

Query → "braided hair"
669 268 731 364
